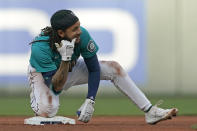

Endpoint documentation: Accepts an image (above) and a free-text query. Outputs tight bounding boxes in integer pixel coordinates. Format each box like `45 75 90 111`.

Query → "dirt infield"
0 116 196 131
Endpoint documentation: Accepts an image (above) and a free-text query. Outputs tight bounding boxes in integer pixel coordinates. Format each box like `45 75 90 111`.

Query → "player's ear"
57 29 65 38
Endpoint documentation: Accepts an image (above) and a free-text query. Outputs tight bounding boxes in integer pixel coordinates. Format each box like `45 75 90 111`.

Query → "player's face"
57 21 81 43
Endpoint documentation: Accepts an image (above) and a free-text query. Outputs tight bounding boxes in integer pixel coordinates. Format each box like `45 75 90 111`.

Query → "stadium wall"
0 0 197 96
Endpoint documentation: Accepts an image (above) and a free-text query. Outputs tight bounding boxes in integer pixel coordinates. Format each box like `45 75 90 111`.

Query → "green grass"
191 124 197 130
0 96 197 116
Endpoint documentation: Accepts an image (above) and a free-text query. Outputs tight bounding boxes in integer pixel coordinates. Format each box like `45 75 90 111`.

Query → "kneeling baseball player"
28 9 178 124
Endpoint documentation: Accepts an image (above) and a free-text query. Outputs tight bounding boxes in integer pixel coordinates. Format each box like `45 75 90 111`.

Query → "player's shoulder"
80 26 88 33
78 26 99 57
79 26 92 45
31 35 50 48
80 26 90 38
31 35 51 54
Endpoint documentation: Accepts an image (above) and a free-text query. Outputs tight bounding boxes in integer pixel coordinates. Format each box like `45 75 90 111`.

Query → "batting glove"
76 98 95 123
54 38 76 61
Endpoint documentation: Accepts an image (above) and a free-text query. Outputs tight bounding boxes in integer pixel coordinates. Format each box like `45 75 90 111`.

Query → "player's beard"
61 36 70 41
61 35 80 43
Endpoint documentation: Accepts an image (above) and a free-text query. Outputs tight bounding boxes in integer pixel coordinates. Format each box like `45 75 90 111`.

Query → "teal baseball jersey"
30 26 99 72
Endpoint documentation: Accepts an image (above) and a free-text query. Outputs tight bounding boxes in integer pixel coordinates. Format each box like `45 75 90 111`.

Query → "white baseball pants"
28 59 151 117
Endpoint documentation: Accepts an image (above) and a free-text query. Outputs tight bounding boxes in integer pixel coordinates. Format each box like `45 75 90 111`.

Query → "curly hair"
29 26 61 52
41 26 61 51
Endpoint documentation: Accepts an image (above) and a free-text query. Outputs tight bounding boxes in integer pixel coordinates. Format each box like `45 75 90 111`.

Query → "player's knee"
33 94 59 118
36 102 59 117
100 60 127 80
108 61 126 77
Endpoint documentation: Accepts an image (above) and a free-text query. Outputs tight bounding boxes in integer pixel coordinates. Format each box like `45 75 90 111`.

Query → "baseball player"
28 9 178 124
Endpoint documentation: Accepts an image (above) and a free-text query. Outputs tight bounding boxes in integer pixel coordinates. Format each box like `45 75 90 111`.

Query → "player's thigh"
64 59 89 89
28 65 59 117
64 60 123 89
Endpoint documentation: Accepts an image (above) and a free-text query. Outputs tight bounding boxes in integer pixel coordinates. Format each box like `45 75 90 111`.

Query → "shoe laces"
152 100 168 115
155 99 164 107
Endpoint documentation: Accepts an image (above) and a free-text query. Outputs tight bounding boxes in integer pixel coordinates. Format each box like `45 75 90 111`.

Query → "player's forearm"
52 38 76 92
84 55 100 100
52 61 70 92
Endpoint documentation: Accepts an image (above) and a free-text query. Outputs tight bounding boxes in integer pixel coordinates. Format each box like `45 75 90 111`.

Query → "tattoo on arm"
52 61 70 92
59 71 65 84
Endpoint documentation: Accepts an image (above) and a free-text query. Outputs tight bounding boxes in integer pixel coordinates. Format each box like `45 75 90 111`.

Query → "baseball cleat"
145 101 178 125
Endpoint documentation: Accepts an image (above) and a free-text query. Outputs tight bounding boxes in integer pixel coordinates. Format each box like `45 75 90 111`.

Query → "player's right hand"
76 98 95 123
55 38 76 61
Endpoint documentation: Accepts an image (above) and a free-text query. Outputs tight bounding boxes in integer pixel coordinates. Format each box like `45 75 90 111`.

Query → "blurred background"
0 0 196 116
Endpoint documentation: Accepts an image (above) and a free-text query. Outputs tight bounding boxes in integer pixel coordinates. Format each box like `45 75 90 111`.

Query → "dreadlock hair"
40 26 61 51
29 26 60 52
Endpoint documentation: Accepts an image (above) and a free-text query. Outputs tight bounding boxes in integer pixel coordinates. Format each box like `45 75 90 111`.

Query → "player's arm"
77 54 100 123
45 39 75 94
79 28 100 98
84 54 100 100
31 38 75 94
76 27 100 123
51 61 70 93
41 61 70 95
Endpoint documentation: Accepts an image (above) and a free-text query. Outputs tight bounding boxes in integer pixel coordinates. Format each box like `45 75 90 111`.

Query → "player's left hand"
76 98 95 123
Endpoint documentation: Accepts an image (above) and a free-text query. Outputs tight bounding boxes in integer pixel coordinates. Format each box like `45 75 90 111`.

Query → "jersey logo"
87 40 96 52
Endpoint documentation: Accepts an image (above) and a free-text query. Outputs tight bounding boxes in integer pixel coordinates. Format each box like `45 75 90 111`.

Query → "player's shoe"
145 100 178 125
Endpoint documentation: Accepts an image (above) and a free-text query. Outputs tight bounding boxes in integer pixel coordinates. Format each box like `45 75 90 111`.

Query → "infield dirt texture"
0 116 196 131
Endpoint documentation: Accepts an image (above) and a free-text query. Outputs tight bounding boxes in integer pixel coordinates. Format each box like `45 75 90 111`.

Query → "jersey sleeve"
80 27 99 58
30 45 57 72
